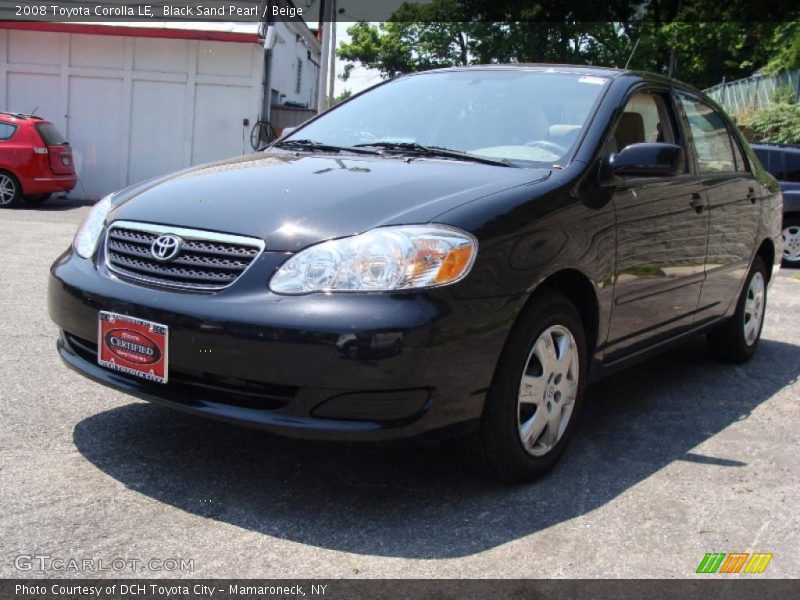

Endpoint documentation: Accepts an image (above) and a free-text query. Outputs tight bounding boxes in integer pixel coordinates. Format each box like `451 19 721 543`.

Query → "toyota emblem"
150 234 182 261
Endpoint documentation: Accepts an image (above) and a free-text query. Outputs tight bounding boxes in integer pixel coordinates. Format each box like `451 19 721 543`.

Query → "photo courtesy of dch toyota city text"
0 0 798 598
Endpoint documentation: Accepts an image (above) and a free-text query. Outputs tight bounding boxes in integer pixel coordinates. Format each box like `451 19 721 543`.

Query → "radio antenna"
624 38 641 70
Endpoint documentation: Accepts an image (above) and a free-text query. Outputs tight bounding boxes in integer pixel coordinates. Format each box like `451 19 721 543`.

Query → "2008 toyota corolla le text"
48 65 783 482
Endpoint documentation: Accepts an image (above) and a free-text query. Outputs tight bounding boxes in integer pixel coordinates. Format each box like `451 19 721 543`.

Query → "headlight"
269 225 477 294
73 193 114 259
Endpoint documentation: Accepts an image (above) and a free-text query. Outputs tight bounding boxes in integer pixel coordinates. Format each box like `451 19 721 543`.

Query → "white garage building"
0 19 320 199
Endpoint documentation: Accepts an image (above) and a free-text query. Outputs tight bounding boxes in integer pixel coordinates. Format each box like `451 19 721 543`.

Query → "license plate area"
98 311 168 384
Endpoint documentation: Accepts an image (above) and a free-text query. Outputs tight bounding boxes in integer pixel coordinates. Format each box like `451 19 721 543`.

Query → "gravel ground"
0 199 798 579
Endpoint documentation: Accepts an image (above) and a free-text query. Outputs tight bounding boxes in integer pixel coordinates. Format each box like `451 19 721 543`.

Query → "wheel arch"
0 167 20 182
0 168 22 202
514 268 601 359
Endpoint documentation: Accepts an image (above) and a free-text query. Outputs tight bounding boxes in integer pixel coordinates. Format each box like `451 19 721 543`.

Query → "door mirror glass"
609 142 684 176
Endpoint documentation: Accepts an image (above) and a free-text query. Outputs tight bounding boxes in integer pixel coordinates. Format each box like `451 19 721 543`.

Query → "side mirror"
279 126 296 139
598 142 684 186
608 142 684 178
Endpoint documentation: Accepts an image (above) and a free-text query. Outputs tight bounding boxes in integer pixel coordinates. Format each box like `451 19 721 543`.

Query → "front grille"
105 221 264 291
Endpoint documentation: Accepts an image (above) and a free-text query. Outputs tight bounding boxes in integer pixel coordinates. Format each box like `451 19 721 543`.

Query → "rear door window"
0 122 16 141
784 151 800 182
678 94 737 173
752 148 771 173
756 148 785 180
34 122 68 146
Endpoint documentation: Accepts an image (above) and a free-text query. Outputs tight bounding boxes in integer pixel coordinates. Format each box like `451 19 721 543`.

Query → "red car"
0 112 77 208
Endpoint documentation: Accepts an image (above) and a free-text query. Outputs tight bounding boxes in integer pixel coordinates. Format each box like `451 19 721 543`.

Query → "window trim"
783 150 800 183
730 133 750 173
773 150 786 180
674 89 751 175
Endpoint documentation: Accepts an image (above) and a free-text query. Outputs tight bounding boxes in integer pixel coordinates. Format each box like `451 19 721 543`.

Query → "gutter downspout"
316 0 332 113
260 1 274 141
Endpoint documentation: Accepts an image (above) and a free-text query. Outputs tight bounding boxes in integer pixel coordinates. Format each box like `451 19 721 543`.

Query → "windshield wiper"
273 139 379 155
353 142 513 167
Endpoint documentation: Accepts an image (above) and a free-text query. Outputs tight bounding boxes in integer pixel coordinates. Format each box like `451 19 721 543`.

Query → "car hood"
111 151 549 251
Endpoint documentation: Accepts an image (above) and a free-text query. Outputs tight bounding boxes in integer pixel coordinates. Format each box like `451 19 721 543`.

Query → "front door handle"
689 193 706 213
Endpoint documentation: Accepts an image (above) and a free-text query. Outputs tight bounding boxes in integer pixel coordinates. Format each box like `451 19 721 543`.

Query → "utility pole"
316 0 335 113
327 0 337 108
260 0 275 144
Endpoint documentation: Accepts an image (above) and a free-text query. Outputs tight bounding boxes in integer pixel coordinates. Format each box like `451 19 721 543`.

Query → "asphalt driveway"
1 199 798 578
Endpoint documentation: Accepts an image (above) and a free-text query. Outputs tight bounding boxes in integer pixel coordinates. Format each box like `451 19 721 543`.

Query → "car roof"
751 142 800 153
409 63 702 93
431 63 625 77
0 111 45 121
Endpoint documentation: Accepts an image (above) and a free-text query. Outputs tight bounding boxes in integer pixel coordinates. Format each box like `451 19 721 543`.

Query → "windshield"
284 70 609 167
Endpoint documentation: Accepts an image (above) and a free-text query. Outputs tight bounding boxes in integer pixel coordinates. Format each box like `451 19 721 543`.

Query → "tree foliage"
336 0 799 90
765 22 800 74
331 89 353 106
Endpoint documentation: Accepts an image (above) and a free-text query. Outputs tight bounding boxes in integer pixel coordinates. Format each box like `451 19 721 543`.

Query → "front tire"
0 171 21 208
465 289 587 482
707 256 768 363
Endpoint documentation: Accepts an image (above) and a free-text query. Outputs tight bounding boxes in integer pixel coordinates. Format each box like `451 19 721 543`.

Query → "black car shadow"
73 337 799 559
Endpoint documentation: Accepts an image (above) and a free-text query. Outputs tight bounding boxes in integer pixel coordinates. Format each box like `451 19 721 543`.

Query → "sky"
301 0 424 96
333 21 383 95
302 20 384 97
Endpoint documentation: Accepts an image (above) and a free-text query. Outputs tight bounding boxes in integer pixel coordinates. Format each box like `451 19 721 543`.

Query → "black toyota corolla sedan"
49 65 782 481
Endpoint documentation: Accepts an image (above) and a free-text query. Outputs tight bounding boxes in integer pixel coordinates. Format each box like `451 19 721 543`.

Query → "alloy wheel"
0 174 17 206
517 324 579 456
743 271 765 346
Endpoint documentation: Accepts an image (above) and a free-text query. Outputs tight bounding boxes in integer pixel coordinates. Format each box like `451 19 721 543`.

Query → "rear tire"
24 193 51 205
463 289 587 482
707 256 768 364
0 171 21 208
782 218 800 268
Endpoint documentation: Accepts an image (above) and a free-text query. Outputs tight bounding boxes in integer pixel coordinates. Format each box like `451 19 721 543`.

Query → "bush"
738 103 800 145
771 84 797 105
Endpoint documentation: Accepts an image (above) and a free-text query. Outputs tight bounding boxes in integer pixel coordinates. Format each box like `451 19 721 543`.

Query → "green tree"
331 89 353 106
336 0 798 90
765 22 800 74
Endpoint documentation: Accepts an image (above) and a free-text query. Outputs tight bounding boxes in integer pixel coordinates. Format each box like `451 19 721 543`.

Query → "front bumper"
49 249 519 441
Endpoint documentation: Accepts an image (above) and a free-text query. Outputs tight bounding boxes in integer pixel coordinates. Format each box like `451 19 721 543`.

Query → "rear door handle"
747 187 757 203
689 192 706 213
